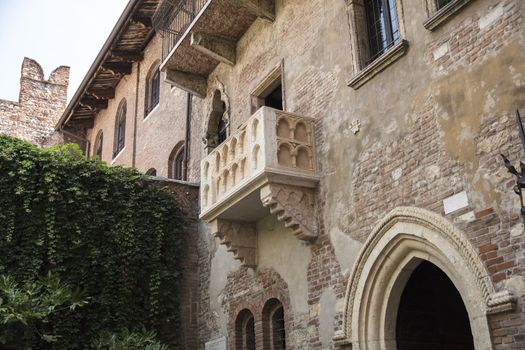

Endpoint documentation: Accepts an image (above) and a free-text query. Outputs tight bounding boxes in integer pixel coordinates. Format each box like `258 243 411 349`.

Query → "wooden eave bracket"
190 32 236 66
164 69 207 98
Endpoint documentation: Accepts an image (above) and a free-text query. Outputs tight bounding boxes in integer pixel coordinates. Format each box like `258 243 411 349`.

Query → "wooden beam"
190 32 236 66
68 117 94 129
232 0 275 21
79 97 109 110
164 69 207 98
109 50 143 62
131 15 152 27
86 89 115 100
101 62 133 75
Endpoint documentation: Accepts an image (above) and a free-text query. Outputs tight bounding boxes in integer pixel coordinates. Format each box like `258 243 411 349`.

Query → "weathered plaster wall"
0 58 69 146
82 0 525 348
194 0 525 348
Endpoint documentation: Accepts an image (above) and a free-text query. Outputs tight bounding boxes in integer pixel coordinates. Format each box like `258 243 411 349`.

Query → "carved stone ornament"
260 183 317 241
211 219 257 268
349 119 360 134
335 206 516 348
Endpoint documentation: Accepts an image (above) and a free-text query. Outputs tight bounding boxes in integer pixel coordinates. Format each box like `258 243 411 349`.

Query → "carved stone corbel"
487 290 516 314
260 183 317 241
211 219 257 268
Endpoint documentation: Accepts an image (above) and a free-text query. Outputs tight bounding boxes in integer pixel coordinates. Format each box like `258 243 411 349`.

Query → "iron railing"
153 0 208 61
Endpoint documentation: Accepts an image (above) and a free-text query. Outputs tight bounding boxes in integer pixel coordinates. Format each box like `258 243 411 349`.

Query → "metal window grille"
174 147 185 180
245 316 256 350
153 0 208 61
272 306 286 350
114 104 126 157
364 0 400 65
148 69 161 116
95 132 103 158
435 0 453 10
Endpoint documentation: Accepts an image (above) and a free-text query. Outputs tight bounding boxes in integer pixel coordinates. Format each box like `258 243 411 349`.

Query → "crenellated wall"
0 57 69 146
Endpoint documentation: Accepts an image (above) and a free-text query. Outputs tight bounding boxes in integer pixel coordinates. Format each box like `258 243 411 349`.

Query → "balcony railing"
153 0 208 61
199 107 319 267
200 107 318 221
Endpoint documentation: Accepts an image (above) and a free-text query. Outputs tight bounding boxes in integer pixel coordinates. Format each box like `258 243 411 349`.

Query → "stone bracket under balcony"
159 0 275 97
200 107 319 267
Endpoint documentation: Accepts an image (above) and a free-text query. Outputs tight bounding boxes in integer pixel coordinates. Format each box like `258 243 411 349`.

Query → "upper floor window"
235 309 256 350
94 130 103 159
204 90 229 153
168 143 185 180
436 0 452 10
423 0 475 31
346 0 408 89
263 299 286 350
364 0 400 64
145 62 161 117
113 99 126 157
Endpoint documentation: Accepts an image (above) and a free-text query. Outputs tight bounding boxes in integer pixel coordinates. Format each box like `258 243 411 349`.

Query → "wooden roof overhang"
57 0 160 131
159 0 275 98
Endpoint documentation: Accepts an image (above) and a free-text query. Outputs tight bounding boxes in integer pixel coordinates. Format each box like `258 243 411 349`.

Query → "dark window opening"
173 147 184 180
95 131 103 159
113 101 126 157
364 0 400 64
218 117 228 144
272 305 286 350
145 66 160 116
435 0 453 10
396 261 474 350
236 309 256 350
264 83 283 110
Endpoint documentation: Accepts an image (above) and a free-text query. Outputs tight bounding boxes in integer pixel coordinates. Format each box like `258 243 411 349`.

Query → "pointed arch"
337 207 515 350
94 129 103 159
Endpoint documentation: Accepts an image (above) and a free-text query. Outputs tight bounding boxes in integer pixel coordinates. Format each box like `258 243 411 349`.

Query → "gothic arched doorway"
396 260 474 350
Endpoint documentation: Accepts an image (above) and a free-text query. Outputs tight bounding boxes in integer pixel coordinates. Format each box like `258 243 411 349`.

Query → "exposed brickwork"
222 268 292 350
426 0 521 73
150 178 201 349
0 57 69 146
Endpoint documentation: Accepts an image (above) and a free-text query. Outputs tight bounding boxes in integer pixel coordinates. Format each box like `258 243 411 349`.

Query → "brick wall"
0 57 69 146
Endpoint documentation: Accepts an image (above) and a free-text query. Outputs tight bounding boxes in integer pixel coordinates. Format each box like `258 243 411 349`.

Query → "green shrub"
0 136 184 349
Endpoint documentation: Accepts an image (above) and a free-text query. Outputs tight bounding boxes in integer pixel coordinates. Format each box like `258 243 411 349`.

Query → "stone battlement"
0 57 69 146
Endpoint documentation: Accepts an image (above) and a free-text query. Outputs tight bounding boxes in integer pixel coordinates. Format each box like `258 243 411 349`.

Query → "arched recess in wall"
168 141 185 180
263 298 287 350
144 60 161 117
145 168 157 176
336 206 516 350
235 309 256 350
94 130 103 159
204 89 229 153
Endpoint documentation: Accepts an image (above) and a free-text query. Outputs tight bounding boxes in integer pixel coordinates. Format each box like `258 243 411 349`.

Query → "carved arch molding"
210 183 317 268
334 206 516 350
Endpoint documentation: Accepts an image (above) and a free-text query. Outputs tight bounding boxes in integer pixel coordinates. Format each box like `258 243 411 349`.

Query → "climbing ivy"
0 136 185 349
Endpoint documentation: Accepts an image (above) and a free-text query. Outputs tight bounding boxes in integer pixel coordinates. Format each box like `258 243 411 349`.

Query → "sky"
0 0 130 102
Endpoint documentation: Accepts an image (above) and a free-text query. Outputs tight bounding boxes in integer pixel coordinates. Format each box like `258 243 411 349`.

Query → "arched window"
168 143 185 180
145 62 161 116
263 299 286 350
235 309 255 350
94 130 103 159
113 100 127 157
145 168 157 176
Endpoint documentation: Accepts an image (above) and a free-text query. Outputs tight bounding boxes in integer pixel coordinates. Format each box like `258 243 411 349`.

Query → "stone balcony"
200 107 319 267
158 0 275 97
